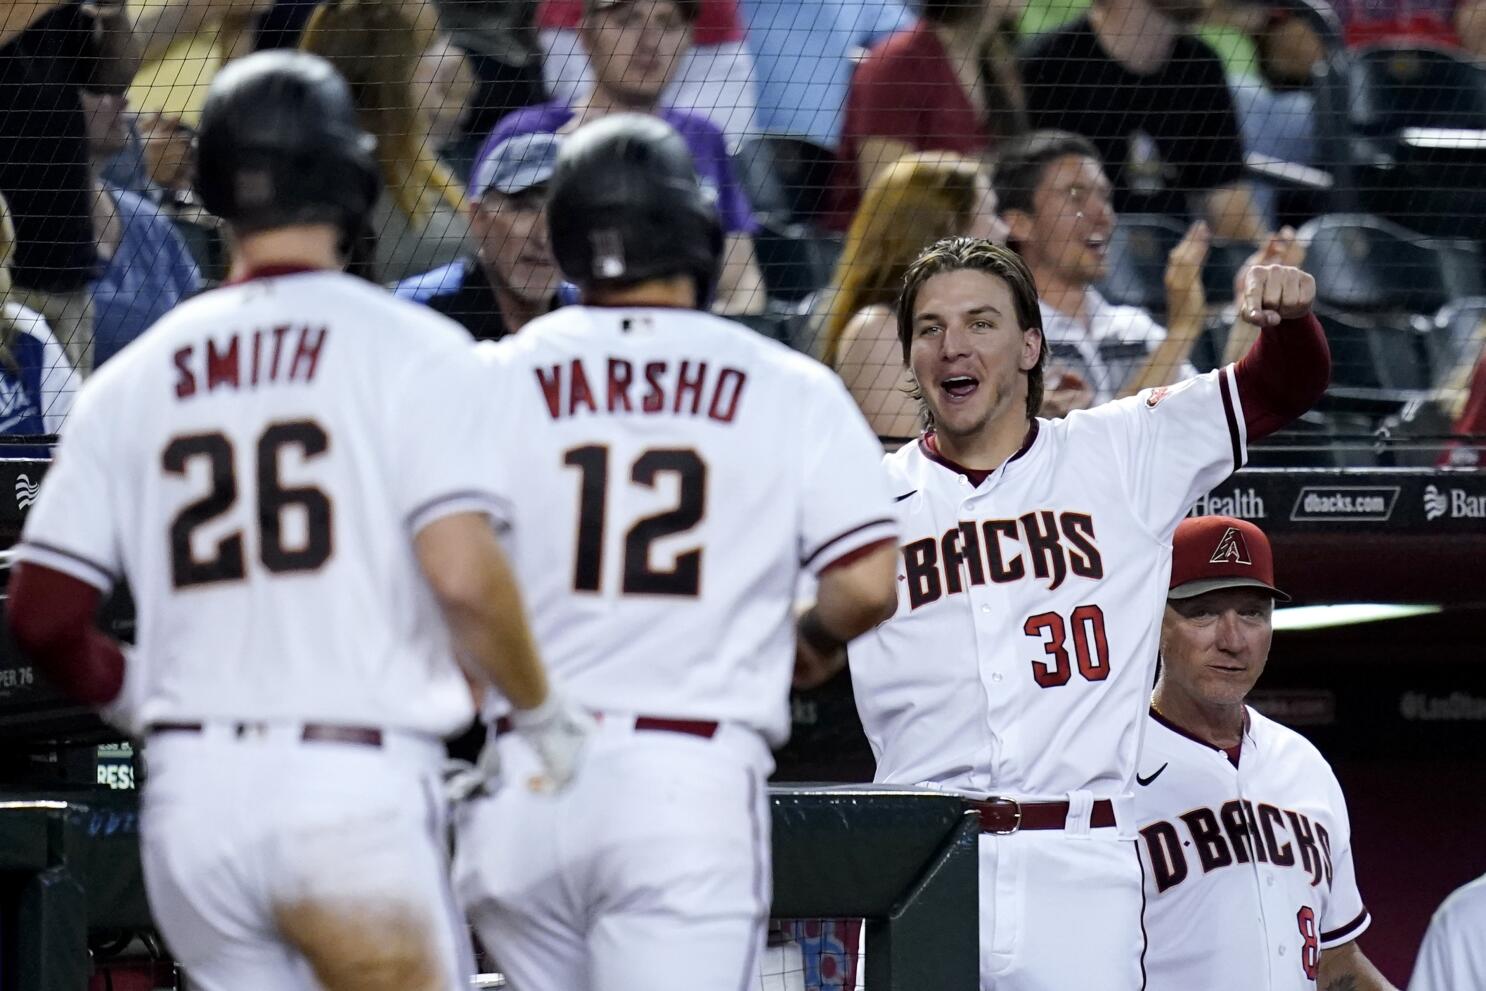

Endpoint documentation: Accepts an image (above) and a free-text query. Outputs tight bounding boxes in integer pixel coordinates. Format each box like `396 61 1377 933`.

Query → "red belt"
148 721 384 748
970 797 1117 834
492 714 719 739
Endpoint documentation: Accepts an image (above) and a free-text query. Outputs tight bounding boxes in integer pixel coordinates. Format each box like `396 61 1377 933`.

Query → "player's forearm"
1233 312 1330 440
809 541 900 642
1317 942 1397 991
453 568 550 712
416 513 551 711
6 562 125 706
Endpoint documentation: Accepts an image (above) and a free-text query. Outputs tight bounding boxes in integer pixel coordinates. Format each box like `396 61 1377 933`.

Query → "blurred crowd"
2 0 1486 458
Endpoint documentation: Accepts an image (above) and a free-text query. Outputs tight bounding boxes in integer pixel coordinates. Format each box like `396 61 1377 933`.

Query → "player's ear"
1019 325 1042 372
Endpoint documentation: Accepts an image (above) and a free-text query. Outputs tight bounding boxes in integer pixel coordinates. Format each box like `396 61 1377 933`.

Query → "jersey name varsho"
1142 800 1337 893
901 509 1104 608
172 325 330 399
534 356 748 423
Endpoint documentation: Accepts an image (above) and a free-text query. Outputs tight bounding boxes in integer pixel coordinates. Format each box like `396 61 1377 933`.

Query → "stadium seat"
735 135 841 228
752 226 843 305
1347 43 1486 139
735 136 846 304
1315 308 1431 391
1326 44 1486 237
1299 214 1461 314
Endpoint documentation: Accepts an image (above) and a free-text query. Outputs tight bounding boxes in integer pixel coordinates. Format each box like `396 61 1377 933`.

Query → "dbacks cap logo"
1209 526 1252 565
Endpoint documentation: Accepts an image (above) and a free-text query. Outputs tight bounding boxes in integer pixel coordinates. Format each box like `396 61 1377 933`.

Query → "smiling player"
845 237 1331 989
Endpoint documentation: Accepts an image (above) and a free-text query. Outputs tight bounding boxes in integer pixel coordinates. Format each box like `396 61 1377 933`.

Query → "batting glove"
510 691 596 791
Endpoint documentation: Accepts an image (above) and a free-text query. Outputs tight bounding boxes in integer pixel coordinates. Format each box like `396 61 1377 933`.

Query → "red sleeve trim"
1233 313 1331 442
1320 908 1370 945
6 562 125 706
818 536 898 576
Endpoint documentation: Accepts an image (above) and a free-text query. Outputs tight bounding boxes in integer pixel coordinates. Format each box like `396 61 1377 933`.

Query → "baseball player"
451 114 901 991
846 236 1332 989
4 51 588 991
1135 515 1393 991
1409 873 1486 990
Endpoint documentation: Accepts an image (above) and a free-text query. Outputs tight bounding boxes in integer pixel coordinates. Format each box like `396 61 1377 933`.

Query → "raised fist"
1239 264 1316 327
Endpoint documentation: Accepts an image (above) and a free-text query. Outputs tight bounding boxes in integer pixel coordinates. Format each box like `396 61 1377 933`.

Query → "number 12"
563 445 707 597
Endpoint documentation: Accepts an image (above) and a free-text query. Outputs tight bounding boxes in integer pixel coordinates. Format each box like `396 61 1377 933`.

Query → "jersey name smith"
1141 799 1336 893
902 510 1104 608
173 325 329 398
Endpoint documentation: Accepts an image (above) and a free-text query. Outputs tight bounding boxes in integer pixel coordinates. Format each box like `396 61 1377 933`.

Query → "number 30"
1023 604 1111 688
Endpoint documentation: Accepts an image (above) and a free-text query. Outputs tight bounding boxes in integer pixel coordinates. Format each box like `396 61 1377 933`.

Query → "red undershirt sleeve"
1233 312 1331 442
6 561 125 706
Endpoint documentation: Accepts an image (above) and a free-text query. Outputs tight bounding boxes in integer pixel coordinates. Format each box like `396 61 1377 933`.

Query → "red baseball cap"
1169 515 1289 601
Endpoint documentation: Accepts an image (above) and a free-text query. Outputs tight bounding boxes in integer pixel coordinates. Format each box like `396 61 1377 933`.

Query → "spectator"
537 0 760 148
820 153 1007 439
0 0 138 374
82 90 202 366
1440 341 1486 467
738 0 914 147
1252 0 1486 54
992 130 1205 415
300 0 473 283
0 192 77 453
833 0 1028 229
478 0 767 314
433 0 548 171
1020 0 1269 242
395 132 570 340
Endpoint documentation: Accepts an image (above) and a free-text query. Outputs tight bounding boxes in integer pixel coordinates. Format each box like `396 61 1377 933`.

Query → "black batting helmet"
194 50 380 237
547 114 723 306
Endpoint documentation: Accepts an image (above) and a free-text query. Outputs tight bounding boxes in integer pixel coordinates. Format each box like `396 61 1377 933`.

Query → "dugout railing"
0 786 980 990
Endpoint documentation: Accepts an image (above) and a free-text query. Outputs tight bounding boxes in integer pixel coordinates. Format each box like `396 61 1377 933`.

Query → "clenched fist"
1239 264 1316 328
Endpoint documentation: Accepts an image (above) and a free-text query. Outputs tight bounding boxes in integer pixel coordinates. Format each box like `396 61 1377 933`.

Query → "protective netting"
0 0 1483 462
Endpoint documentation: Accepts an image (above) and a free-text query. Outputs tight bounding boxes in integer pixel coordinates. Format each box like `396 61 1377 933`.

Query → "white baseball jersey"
16 269 499 737
1134 707 1370 990
1409 873 1486 991
476 305 897 745
850 367 1247 799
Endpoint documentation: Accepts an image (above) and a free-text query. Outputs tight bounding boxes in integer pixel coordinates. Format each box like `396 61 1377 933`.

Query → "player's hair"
896 237 1047 423
819 154 986 369
991 130 1103 219
299 0 467 229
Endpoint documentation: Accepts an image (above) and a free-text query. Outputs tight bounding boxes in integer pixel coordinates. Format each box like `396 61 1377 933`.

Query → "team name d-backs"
173 326 329 399
903 511 1104 609
1140 801 1336 893
536 358 747 423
